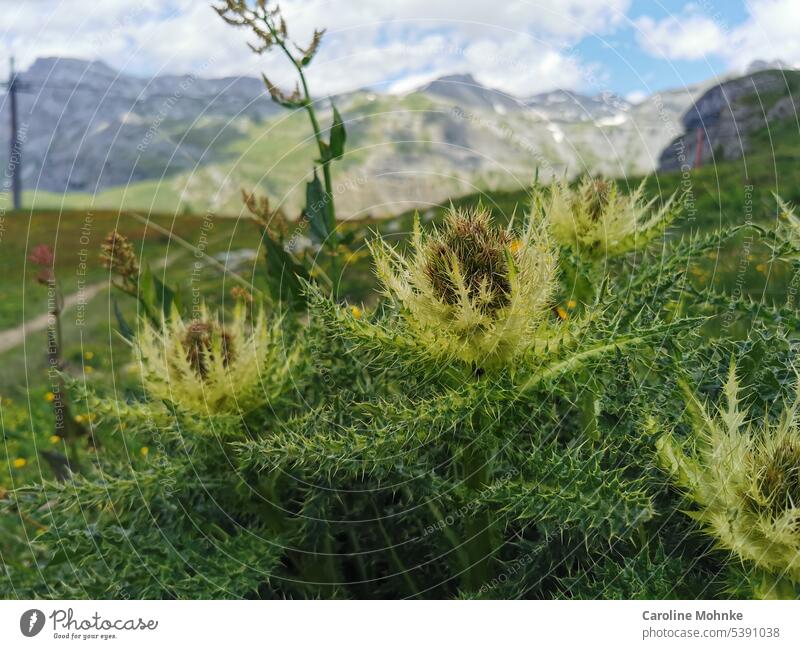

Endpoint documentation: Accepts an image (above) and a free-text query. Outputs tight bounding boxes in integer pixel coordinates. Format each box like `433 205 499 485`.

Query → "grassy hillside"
5 83 689 221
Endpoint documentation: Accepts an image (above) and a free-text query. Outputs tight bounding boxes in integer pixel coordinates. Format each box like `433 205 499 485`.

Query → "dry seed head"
100 230 140 285
231 286 254 303
242 189 289 239
215 1 324 102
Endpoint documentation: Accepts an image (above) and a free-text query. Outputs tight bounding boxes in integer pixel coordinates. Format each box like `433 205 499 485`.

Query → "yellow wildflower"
13 458 27 468
350 305 363 320
345 250 367 264
45 392 56 402
140 447 149 458
84 351 94 360
49 435 61 444
567 299 577 309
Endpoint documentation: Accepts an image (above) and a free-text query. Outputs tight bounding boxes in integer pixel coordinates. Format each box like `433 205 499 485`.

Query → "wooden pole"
8 56 21 210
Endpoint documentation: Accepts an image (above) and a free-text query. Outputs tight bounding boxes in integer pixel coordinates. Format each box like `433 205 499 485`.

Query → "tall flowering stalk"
216 0 346 293
101 230 183 331
28 244 87 475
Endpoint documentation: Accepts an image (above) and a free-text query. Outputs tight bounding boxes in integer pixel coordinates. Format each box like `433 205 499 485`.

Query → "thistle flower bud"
658 364 800 591
370 205 558 367
136 304 297 415
100 230 140 287
242 189 288 240
536 176 676 259
423 208 512 316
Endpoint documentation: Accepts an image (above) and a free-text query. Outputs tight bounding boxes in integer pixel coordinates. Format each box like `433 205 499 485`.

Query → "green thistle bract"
657 364 800 590
136 303 296 415
537 176 676 259
370 205 558 367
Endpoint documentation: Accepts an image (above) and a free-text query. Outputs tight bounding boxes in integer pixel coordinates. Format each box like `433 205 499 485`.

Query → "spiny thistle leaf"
658 363 800 589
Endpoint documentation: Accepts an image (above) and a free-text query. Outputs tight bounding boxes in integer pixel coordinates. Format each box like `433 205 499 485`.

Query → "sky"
2 0 799 101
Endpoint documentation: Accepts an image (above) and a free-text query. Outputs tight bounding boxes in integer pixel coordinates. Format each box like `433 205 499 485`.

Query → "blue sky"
590 0 748 96
3 1 798 100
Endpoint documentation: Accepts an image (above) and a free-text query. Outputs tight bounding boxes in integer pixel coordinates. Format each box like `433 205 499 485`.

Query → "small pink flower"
29 244 54 267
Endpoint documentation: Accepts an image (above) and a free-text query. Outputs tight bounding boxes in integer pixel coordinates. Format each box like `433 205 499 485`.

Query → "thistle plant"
531 176 680 437
535 176 676 262
370 205 558 368
4 201 713 598
658 363 800 598
216 1 347 292
136 303 298 415
6 184 758 600
768 195 800 265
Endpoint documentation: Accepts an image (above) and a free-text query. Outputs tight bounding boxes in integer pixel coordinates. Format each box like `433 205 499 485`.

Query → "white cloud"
1 0 631 95
635 0 800 70
635 13 725 61
725 0 800 70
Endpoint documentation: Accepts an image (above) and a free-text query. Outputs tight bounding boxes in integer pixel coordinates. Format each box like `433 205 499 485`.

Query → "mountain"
659 69 800 172
418 73 524 114
1 57 704 217
1 57 279 193
746 59 793 74
523 89 632 122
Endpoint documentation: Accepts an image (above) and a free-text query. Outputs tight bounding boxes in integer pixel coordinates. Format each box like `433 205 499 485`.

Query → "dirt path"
0 282 109 354
0 217 256 355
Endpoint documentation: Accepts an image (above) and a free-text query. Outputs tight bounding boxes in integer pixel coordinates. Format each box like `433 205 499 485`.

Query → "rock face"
658 70 800 172
0 57 703 215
